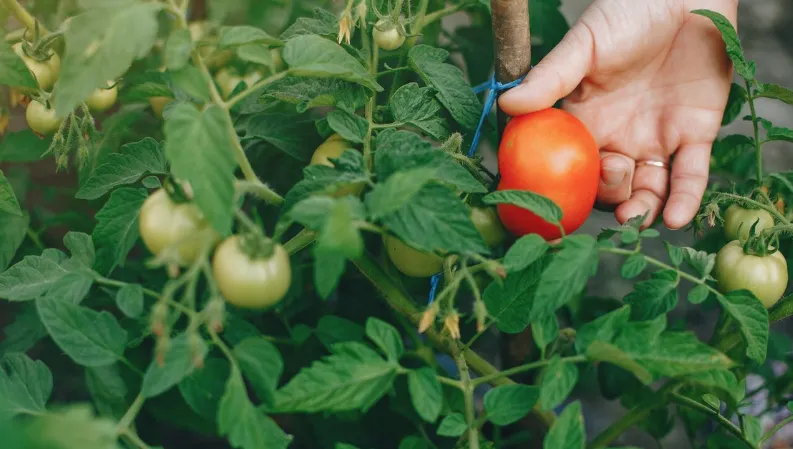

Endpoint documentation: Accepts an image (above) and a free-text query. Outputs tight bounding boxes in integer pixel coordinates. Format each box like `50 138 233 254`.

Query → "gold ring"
636 160 668 169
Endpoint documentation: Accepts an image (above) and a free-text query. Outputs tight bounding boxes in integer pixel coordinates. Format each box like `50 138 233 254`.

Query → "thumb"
498 23 594 116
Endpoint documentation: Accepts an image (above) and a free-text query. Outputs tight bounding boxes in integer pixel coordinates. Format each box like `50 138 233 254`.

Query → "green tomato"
383 235 443 278
471 206 506 248
149 96 173 119
373 19 405 51
723 204 774 242
138 188 220 265
13 43 60 91
310 134 364 197
715 240 788 308
212 235 292 309
86 81 118 112
25 100 62 135
271 48 285 72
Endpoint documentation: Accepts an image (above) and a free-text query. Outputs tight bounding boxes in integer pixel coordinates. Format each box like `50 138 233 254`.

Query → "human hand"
499 0 738 229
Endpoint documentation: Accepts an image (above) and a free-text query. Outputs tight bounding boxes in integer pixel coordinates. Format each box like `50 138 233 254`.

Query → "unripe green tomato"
310 135 364 197
86 81 118 112
149 96 173 119
212 235 292 309
471 206 506 248
383 235 444 278
723 204 774 242
373 19 405 51
25 100 62 135
138 189 220 265
13 43 60 91
271 48 285 71
715 240 788 308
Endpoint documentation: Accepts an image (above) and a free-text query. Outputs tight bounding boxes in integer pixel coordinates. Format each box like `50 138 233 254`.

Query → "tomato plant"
0 2 790 449
496 108 600 240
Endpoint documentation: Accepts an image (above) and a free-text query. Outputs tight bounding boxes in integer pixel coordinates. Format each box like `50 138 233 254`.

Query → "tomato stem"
0 0 47 35
455 349 480 449
746 79 764 184
670 393 757 449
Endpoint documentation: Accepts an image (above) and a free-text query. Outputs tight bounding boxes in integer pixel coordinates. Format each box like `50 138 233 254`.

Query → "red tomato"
496 108 600 240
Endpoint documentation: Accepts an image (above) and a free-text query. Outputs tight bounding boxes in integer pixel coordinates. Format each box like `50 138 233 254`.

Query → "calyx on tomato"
715 240 788 308
13 42 60 91
496 108 600 241
373 18 406 51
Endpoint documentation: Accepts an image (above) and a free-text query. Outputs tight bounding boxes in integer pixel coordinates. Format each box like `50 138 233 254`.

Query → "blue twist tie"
426 70 530 305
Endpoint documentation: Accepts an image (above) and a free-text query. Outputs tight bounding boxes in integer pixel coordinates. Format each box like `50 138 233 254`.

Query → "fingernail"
600 156 630 187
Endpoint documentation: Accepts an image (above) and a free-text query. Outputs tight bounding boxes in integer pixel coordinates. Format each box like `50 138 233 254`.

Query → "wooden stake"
490 0 531 133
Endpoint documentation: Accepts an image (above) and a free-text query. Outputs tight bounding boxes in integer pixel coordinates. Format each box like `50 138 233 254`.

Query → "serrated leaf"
365 318 404 360
408 368 442 423
0 39 38 89
141 333 207 398
42 271 93 304
55 2 164 116
77 138 166 200
682 247 716 278
688 284 710 304
218 25 279 48
408 45 480 129
755 82 793 106
767 126 793 143
0 303 47 354
115 284 143 317
666 242 684 266
532 314 559 353
179 357 229 422
484 385 540 426
390 83 449 140
503 234 549 274
85 364 127 419
165 29 192 71
92 187 147 274
532 235 599 320
63 232 95 268
437 413 466 437
283 35 381 92
543 401 585 449
483 258 547 333
716 291 768 364
326 109 368 143
0 211 28 273
0 255 69 301
585 341 652 384
0 130 50 163
624 270 679 320
313 198 363 297
625 332 734 377
238 110 325 162
36 296 127 367
539 355 579 411
279 8 338 40
620 254 647 279
722 83 747 125
164 104 236 235
684 369 743 406
691 10 753 80
261 76 369 113
234 337 283 408
315 315 365 349
575 306 631 354
366 167 437 219
170 67 212 102
483 190 562 225
0 353 53 419
0 170 21 216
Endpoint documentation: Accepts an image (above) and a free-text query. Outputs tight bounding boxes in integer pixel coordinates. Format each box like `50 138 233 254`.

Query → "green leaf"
55 2 164 116
585 341 653 384
313 198 363 297
743 415 762 444
0 353 52 419
279 8 338 40
390 83 449 140
0 170 21 216
283 35 381 92
23 404 119 449
543 401 585 449
767 126 793 143
408 45 481 129
399 436 430 449
233 337 283 408
237 44 275 71
624 270 679 320
282 157 368 212
170 67 212 102
665 242 684 266
36 296 127 367
0 255 69 301
503 234 549 274
365 318 404 360
238 110 331 162
691 10 754 80
218 25 280 48
0 39 38 89
682 247 716 278
381 183 489 255
539 355 579 411
483 190 562 226
483 258 547 333
63 232 94 268
755 82 793 107
366 167 437 219
722 83 747 125
484 385 540 426
315 315 365 349
179 357 229 422
0 211 29 273
85 364 127 419
688 284 710 304
218 367 292 449
533 235 599 320
165 29 192 71
164 104 236 235
261 77 369 113
327 109 368 143
141 333 208 398
437 413 466 437
115 283 144 317
625 331 734 377
620 254 647 279
273 342 397 413
42 271 93 304
92 187 147 274
684 369 744 407
0 303 47 354
532 314 559 354
716 291 768 364
407 367 442 423
0 130 50 163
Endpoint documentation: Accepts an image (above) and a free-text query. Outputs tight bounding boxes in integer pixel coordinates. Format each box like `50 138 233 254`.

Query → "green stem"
670 393 756 449
234 179 283 205
422 2 476 26
437 375 463 389
0 0 47 34
120 428 153 449
473 355 587 387
282 229 317 254
455 350 480 449
760 415 793 444
602 247 715 291
225 70 288 110
26 228 44 250
94 276 194 316
715 192 790 225
363 32 378 172
746 80 764 183
116 394 146 434
388 0 431 97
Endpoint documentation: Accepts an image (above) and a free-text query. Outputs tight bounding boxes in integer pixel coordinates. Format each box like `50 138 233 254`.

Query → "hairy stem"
456 350 480 449
746 80 764 183
473 355 587 387
670 393 757 449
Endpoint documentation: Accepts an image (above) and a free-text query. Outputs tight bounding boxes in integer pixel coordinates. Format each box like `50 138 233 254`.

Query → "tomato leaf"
482 190 563 225
260 76 369 113
0 353 52 419
313 198 364 298
178 358 229 422
366 167 437 219
327 109 368 143
437 413 466 437
238 109 323 161
390 83 449 140
365 318 404 360
484 384 539 426
624 269 679 320
622 331 734 377
0 210 29 272
283 35 381 92
165 29 192 71
0 129 50 163
532 235 599 320
164 104 236 235
273 342 397 413
503 234 549 274
0 254 69 301
691 10 754 81
399 436 430 449
76 138 167 200
665 242 684 267
92 187 148 275
381 183 489 255
218 25 280 48
539 355 579 411
532 314 559 356
288 196 365 231
722 83 747 125
484 257 548 333
36 297 127 367
115 283 143 318
0 169 21 217
0 39 38 89
282 159 368 212
55 2 164 117
22 404 120 448
141 333 207 398
170 66 212 102
530 0 570 63
575 306 631 354
408 45 481 129
684 369 744 408
316 315 365 349
767 126 793 143
0 303 48 355
682 247 716 278
755 82 793 107
620 253 647 279
218 366 292 449
280 8 338 40
407 367 442 423
543 401 585 449
586 341 653 385
42 272 93 305
233 337 283 409
716 291 769 364
687 284 711 304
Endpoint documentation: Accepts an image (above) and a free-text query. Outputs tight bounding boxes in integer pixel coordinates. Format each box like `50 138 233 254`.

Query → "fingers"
663 144 711 230
498 23 594 116
615 163 670 228
596 152 634 210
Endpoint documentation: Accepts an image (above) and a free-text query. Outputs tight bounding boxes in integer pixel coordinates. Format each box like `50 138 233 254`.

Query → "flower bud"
473 300 488 333
155 334 171 367
204 297 226 333
443 312 461 340
188 332 205 369
150 302 169 337
418 303 439 334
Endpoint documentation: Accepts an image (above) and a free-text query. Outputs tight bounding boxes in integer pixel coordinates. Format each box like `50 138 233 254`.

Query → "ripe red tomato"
496 108 599 240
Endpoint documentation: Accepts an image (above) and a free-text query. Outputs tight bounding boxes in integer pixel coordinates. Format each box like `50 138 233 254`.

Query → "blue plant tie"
426 70 530 305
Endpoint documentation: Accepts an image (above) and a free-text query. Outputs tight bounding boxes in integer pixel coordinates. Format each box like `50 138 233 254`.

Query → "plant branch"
760 414 793 444
234 179 284 206
120 428 153 449
473 355 587 387
225 70 288 109
422 2 477 26
746 80 764 183
670 393 757 449
1 0 47 34
116 394 146 434
456 349 480 449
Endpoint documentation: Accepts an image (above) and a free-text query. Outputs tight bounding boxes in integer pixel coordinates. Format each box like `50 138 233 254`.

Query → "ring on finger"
635 160 668 169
